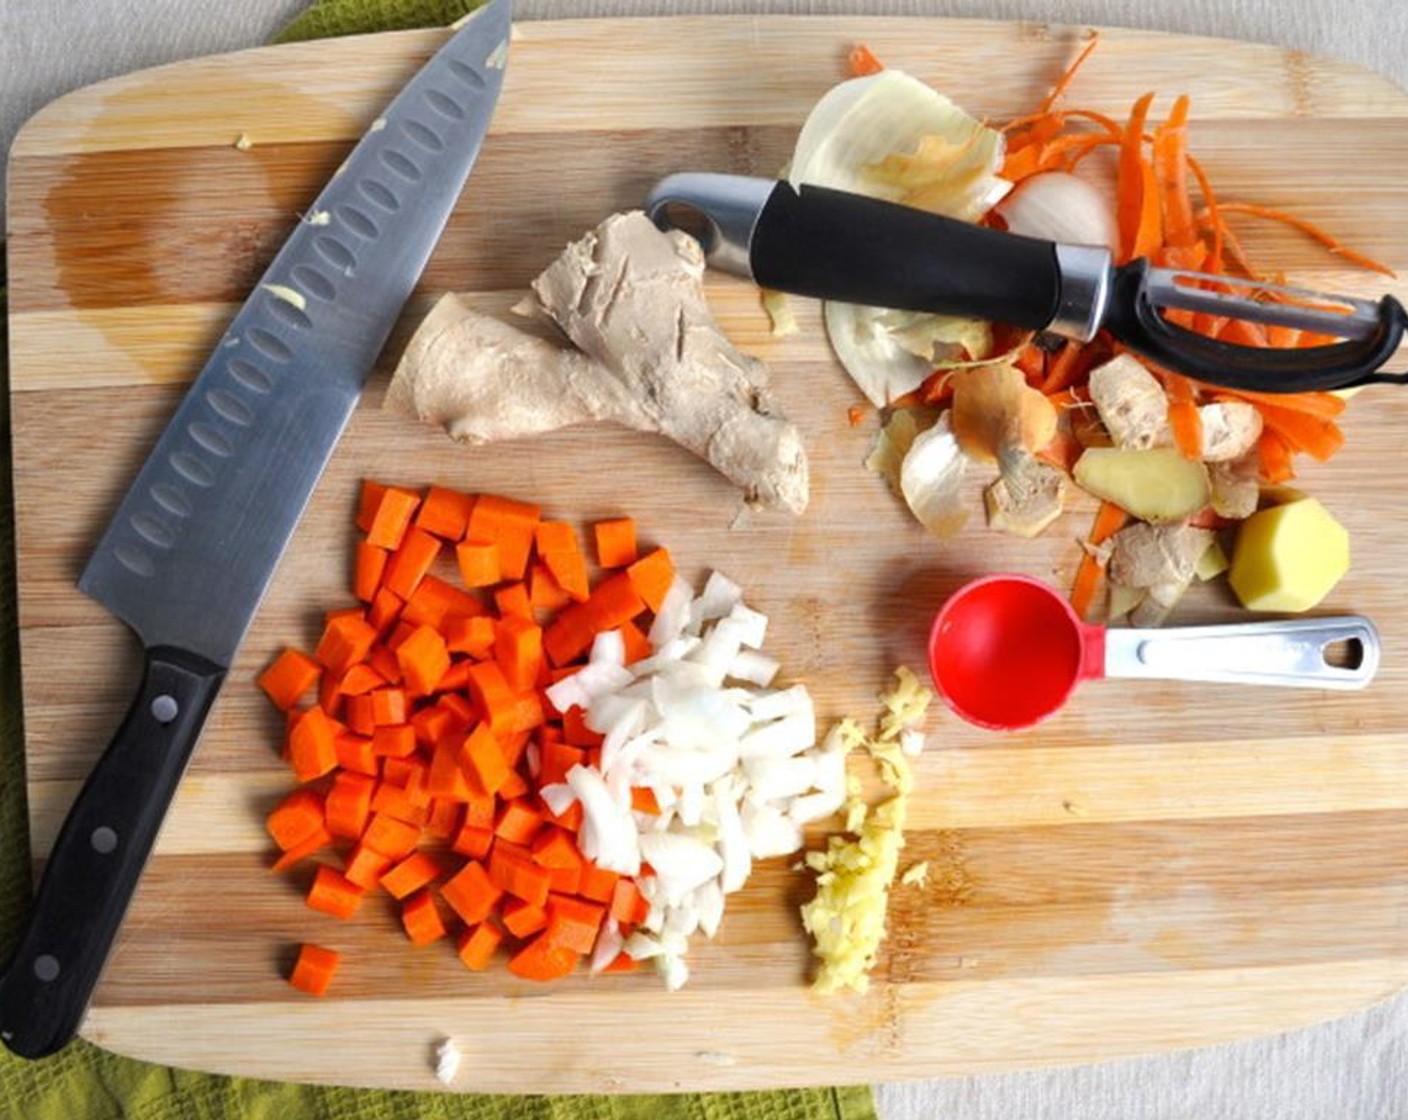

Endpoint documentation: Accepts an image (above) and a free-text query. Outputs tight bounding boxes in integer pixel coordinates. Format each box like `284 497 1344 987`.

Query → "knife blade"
0 0 512 1059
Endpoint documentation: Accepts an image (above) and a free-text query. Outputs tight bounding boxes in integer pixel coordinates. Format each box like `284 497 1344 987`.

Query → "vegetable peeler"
644 173 1407 393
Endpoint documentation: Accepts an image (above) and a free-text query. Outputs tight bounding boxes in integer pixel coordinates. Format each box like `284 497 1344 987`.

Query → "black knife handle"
0 646 225 1059
750 181 1064 330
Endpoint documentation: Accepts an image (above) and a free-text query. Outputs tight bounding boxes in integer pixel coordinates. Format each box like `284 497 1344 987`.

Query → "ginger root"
387 212 809 514
984 447 1065 537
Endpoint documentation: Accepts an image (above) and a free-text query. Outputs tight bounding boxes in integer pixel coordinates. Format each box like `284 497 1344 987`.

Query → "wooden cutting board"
9 14 1408 1094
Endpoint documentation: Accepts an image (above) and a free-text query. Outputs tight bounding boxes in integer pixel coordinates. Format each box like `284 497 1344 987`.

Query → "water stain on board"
41 76 358 371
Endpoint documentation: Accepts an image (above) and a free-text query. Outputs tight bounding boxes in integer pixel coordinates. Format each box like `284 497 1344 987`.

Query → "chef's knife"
0 0 512 1059
644 172 1407 393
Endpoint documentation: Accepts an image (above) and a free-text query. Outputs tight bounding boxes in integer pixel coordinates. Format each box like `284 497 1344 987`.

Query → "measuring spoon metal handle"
1102 615 1380 690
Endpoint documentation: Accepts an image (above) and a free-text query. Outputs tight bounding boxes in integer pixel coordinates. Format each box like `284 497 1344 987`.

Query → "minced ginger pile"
801 666 932 994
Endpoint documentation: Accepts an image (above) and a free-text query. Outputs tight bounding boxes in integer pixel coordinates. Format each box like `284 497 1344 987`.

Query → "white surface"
3 1 1408 1117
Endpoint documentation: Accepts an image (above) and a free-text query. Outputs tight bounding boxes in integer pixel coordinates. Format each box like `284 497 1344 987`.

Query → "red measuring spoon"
927 574 1380 731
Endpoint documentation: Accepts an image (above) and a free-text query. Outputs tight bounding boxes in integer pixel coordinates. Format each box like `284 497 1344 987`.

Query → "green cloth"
0 4 876 1119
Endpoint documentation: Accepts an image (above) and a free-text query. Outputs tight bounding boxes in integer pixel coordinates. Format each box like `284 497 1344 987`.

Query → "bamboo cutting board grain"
8 15 1408 1093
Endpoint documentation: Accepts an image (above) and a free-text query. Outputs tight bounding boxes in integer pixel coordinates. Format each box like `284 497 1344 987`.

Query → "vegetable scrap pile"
259 481 834 994
798 39 1391 623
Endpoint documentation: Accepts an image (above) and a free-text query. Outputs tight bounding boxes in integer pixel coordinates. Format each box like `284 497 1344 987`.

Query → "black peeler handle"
749 180 1065 330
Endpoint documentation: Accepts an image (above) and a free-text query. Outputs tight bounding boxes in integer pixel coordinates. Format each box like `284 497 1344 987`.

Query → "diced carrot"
426 797 463 841
356 479 388 534
366 487 420 550
542 612 594 668
366 588 404 636
468 494 541 580
489 845 552 908
307 865 364 920
529 562 573 610
362 813 421 860
495 616 544 693
562 706 604 748
427 738 474 801
289 943 341 996
452 822 495 860
461 722 510 796
502 897 549 938
456 540 501 588
618 620 652 665
499 729 531 769
343 841 393 891
325 771 376 839
578 863 618 904
416 486 473 540
371 724 416 759
625 549 674 613
542 861 582 895
466 661 518 736
846 43 884 77
402 575 484 631
335 731 377 774
338 663 385 697
494 582 533 620
495 799 543 846
542 799 583 834
317 671 344 721
531 826 584 871
610 878 650 925
602 952 640 974
430 659 468 695
542 546 590 603
630 787 661 815
535 521 577 556
315 614 377 676
258 649 321 710
381 851 444 900
438 692 476 727
545 894 606 954
287 706 340 782
370 687 408 726
270 825 334 873
370 780 429 826
380 756 420 787
396 624 451 695
354 541 388 603
498 768 530 802
538 741 585 787
590 572 648 630
383 528 441 601
266 787 326 850
344 693 377 736
593 518 638 568
463 792 496 831
402 890 448 946
440 860 501 925
507 934 579 982
445 614 496 657
456 923 503 971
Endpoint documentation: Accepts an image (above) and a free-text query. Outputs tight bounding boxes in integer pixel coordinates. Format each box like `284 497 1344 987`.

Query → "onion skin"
995 171 1118 253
